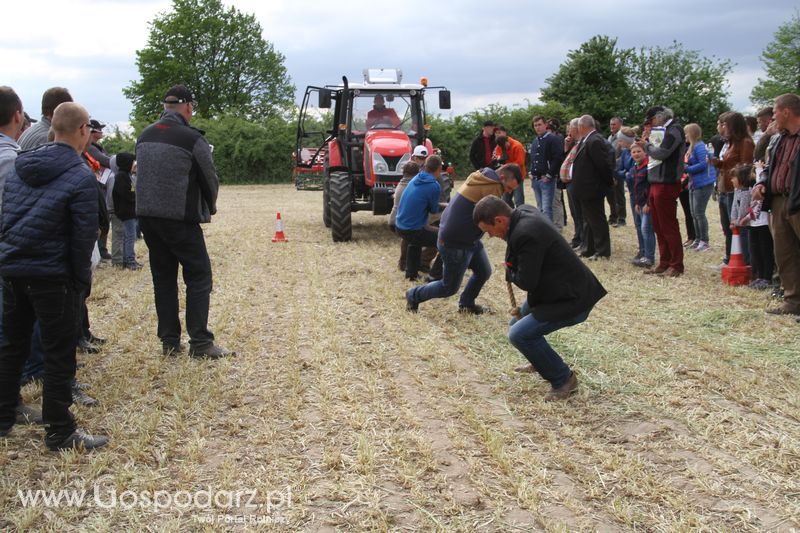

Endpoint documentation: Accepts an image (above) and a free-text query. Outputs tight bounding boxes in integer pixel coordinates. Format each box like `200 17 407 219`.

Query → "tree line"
118 1 799 183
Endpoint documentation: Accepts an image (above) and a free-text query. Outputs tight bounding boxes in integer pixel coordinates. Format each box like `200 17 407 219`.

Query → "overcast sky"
2 0 796 130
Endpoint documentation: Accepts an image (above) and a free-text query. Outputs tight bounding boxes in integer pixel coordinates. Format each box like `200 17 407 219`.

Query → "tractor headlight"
372 152 389 174
396 152 411 172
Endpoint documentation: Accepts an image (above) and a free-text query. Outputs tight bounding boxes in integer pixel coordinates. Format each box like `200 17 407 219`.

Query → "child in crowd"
629 144 655 268
111 153 142 270
729 164 755 273
737 162 775 290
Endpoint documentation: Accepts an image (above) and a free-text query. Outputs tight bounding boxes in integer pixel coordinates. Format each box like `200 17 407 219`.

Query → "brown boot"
514 363 535 373
544 372 578 402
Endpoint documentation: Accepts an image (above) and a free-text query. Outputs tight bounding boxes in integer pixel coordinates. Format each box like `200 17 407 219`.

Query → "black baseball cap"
163 85 195 104
89 119 106 132
24 112 37 124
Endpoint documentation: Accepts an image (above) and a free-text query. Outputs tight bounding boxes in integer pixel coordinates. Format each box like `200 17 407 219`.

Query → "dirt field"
2 183 799 532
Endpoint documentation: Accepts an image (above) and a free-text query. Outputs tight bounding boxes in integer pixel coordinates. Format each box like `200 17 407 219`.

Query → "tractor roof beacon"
294 68 451 242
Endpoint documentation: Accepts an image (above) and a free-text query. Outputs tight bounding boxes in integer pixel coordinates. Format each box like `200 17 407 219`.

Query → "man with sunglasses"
135 85 233 359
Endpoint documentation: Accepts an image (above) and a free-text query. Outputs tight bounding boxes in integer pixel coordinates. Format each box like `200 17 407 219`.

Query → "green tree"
540 35 633 127
124 0 294 123
751 11 800 106
627 42 732 136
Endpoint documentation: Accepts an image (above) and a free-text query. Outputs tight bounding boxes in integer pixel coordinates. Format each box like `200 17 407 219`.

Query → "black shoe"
0 427 10 437
459 304 488 315
16 403 43 425
188 344 235 360
123 262 143 271
587 254 609 261
87 334 106 345
405 273 419 281
616 220 626 226
405 289 418 313
162 342 187 356
47 429 109 452
72 386 98 407
78 338 100 354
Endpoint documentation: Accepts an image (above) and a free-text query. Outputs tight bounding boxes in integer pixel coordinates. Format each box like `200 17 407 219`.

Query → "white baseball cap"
412 145 428 157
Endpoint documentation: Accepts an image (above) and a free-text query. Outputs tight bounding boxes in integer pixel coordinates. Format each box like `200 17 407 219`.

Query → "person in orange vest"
493 125 527 207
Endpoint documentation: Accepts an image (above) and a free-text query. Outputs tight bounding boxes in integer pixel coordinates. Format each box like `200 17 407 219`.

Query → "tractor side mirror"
319 91 332 109
438 90 451 110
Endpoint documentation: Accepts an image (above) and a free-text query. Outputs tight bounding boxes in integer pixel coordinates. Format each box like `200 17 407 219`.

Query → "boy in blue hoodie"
395 155 442 280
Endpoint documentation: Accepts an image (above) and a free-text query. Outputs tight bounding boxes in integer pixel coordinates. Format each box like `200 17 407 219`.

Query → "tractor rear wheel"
328 171 352 242
322 177 331 228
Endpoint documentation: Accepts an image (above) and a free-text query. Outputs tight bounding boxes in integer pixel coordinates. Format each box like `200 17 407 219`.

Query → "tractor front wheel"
328 171 352 242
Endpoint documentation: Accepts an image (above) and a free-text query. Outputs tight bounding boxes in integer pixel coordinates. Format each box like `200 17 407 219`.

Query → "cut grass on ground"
1 183 798 532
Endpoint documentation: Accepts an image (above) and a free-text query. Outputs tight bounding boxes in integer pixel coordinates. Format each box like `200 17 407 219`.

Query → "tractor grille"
384 155 403 171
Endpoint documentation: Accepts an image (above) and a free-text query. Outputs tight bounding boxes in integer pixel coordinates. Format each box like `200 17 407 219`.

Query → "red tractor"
295 68 451 241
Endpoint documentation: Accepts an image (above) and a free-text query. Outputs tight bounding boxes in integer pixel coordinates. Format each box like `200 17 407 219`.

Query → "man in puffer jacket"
136 85 232 359
0 102 107 452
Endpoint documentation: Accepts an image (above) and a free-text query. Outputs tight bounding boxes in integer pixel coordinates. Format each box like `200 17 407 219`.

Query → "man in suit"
570 115 614 260
473 196 607 401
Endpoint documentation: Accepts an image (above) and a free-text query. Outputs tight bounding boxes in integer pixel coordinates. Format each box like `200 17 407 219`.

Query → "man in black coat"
469 120 496 170
473 197 607 401
570 115 614 259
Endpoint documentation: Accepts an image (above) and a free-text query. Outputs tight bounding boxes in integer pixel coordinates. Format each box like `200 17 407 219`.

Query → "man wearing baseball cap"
135 84 233 359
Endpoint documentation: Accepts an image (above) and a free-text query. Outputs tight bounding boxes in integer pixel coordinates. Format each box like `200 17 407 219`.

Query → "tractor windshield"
351 92 419 134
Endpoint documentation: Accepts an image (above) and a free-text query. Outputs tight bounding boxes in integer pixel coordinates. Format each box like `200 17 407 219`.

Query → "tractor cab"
295 68 451 242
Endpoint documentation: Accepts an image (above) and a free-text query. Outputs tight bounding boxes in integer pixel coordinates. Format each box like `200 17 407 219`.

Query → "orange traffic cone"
272 212 288 243
721 227 750 286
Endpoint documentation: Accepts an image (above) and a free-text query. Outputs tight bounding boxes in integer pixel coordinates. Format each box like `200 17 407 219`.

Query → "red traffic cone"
272 212 288 243
721 227 750 286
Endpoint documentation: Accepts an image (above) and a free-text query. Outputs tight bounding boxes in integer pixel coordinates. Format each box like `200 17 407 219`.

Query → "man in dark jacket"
473 197 607 401
571 115 614 259
0 102 108 451
753 93 800 315
136 85 232 359
469 121 496 170
636 106 687 277
529 115 564 223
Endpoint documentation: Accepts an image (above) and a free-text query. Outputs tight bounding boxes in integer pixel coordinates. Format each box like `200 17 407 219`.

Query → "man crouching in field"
473 196 607 401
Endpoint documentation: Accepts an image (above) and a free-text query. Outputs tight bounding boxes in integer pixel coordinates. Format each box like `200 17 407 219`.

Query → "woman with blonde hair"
683 123 716 251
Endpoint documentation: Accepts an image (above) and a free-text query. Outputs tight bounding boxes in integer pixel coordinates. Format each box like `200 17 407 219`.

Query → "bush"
190 115 295 183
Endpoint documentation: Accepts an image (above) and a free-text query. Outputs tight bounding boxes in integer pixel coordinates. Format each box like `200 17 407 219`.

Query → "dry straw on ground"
1 183 798 532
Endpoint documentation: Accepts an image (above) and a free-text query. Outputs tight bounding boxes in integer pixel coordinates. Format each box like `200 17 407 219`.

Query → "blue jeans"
532 177 556 222
408 241 491 308
508 305 591 388
122 218 137 265
640 210 656 263
690 184 713 243
503 185 525 208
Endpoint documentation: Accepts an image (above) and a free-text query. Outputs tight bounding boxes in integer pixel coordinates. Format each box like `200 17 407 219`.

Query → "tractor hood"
364 130 411 157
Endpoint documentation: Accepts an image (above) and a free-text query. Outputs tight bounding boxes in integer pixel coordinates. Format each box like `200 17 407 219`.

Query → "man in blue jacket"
395 155 442 280
0 102 108 451
529 115 564 223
